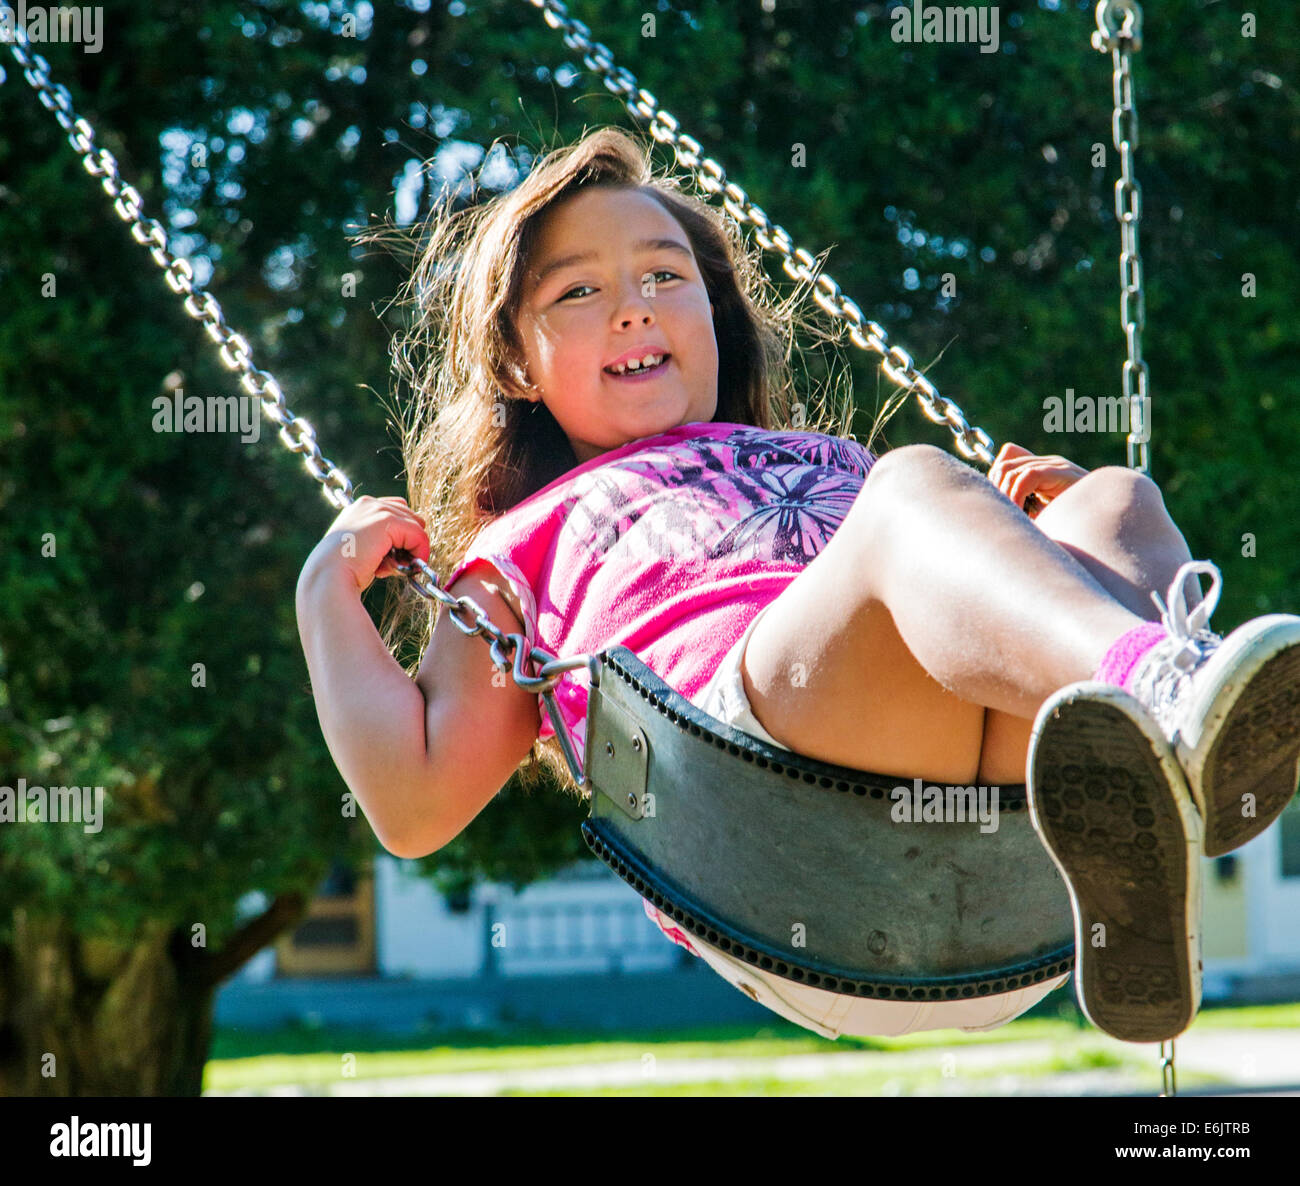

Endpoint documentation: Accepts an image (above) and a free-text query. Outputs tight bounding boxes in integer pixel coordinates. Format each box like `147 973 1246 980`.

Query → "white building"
222 795 1300 1022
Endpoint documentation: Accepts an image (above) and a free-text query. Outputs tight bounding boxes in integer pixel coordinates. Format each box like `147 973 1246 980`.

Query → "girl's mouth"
604 354 671 381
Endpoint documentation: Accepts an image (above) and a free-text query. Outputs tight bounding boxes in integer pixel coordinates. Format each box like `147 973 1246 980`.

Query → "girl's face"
513 186 719 464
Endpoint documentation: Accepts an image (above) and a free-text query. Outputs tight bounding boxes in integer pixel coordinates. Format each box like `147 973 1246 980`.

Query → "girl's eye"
557 270 680 302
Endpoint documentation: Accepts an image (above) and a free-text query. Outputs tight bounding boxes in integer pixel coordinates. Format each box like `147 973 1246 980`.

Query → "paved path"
206 1027 1300 1097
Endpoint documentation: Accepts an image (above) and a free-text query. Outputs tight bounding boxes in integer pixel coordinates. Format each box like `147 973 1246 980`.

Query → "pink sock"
1092 621 1169 692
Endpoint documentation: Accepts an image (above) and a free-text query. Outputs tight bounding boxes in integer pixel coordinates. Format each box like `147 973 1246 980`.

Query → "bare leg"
741 445 1148 783
857 445 1147 717
977 465 1201 783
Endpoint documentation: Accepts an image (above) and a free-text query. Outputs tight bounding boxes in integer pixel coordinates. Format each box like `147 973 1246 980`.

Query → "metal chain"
0 25 358 511
0 1 996 786
1159 1038 1177 1097
1092 0 1149 474
522 0 1000 467
1095 0 1170 1100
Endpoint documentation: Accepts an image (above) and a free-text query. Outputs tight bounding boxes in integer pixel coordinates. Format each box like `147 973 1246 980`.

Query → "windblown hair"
369 124 892 801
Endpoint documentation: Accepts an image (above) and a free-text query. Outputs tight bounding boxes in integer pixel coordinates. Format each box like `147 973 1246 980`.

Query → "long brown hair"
371 124 866 799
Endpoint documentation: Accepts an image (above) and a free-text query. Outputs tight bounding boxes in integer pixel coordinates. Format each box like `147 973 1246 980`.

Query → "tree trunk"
0 893 306 1096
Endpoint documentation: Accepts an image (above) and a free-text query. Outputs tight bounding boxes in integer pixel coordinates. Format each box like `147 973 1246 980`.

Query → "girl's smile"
603 353 671 380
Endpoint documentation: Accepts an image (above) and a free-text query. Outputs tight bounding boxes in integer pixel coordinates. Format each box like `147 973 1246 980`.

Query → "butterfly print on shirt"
561 428 869 565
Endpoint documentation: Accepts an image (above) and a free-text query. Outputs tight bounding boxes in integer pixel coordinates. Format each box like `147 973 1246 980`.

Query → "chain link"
1159 1038 1177 1097
1093 0 1150 474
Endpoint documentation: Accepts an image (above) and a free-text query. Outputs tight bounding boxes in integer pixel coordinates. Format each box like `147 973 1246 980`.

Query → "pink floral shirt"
446 420 877 766
445 420 878 960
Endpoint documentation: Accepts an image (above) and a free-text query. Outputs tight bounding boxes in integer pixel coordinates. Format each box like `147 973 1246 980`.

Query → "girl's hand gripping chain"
305 494 431 594
987 442 1089 520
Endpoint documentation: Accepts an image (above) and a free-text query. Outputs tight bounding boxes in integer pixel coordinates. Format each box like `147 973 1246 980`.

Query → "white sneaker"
1028 681 1203 1043
1126 561 1300 856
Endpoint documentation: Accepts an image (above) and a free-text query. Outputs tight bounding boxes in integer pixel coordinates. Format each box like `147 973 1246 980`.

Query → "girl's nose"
614 279 656 325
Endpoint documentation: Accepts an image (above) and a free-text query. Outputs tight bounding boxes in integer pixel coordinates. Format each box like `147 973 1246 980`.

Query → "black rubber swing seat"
580 646 1077 1003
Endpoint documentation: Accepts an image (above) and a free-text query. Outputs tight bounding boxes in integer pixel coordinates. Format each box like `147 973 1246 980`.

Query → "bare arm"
296 549 540 858
408 560 542 855
295 555 435 856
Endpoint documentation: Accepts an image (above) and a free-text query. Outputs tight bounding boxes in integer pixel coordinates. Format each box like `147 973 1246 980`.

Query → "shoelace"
1131 561 1224 737
1149 560 1223 672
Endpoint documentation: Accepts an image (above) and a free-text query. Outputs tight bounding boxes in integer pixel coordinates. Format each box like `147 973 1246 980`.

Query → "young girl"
296 126 1300 1046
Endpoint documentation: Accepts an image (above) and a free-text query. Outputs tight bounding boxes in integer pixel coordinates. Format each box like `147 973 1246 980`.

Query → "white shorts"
643 603 1071 1039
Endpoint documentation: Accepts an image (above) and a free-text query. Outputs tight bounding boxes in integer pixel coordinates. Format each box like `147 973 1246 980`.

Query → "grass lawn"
202 996 1300 1096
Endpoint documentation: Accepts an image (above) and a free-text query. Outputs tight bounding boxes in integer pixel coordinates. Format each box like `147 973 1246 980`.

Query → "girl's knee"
1037 465 1184 561
849 443 985 551
866 442 977 494
1072 465 1167 515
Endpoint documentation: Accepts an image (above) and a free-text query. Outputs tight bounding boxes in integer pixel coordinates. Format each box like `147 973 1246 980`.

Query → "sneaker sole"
1172 616 1300 857
1028 682 1203 1043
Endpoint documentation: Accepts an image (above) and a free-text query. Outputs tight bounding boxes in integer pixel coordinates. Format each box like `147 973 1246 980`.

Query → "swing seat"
580 646 1076 1001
